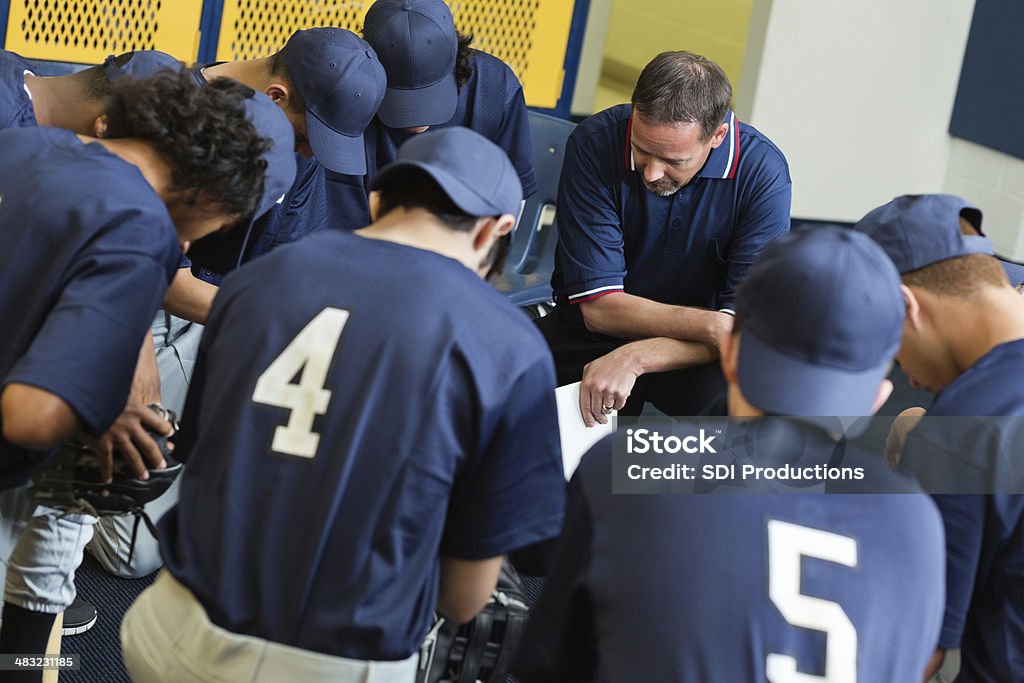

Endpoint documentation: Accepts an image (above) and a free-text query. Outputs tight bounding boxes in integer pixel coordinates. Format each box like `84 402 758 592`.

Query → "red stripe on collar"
728 118 741 179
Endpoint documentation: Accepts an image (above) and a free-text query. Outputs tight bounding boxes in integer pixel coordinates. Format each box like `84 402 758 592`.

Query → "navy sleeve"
5 242 175 436
718 141 791 309
932 494 986 649
513 468 598 682
442 355 566 559
0 50 37 131
555 127 627 304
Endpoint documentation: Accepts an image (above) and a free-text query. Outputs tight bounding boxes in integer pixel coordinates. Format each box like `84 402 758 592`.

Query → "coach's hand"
580 346 639 428
81 398 173 482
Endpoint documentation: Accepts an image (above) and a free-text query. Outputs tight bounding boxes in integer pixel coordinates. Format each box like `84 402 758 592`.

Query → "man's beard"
642 178 683 197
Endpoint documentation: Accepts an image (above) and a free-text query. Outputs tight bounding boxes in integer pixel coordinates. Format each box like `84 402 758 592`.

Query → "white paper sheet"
555 382 615 480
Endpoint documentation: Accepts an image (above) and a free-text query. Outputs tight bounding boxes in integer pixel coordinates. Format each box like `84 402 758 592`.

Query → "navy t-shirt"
0 127 181 489
515 426 945 682
550 105 791 321
0 49 37 130
899 339 1024 683
360 49 536 196
160 230 566 660
194 50 536 276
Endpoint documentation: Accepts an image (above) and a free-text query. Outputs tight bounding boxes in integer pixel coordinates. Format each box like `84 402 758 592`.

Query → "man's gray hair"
631 51 732 142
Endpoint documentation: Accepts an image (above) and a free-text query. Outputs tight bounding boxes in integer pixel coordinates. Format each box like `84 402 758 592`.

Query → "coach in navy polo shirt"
855 194 1024 683
537 51 791 425
121 128 565 682
515 227 945 682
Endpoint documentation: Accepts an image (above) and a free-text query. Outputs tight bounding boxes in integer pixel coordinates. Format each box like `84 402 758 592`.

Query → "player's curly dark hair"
103 71 270 220
454 31 474 90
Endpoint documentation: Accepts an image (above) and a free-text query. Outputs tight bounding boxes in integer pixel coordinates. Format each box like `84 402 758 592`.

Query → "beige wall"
600 0 756 99
743 0 976 226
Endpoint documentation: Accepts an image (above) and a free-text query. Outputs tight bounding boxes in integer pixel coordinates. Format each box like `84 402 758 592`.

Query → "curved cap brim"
372 159 508 217
738 329 892 418
376 72 458 129
306 111 367 175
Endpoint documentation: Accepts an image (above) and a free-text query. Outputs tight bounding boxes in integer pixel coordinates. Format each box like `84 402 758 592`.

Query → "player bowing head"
96 70 271 245
515 227 945 683
365 126 520 279
120 127 564 682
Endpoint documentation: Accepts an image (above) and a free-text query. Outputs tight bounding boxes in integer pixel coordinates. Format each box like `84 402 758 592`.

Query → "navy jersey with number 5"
0 127 181 489
160 229 566 661
515 427 946 682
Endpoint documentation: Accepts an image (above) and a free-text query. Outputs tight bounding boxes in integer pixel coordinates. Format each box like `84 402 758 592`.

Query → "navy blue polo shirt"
898 339 1024 683
160 230 566 660
0 127 181 489
0 49 37 130
515 425 945 682
550 105 791 321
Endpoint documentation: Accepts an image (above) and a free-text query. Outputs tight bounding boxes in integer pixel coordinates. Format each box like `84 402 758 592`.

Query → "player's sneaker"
61 598 98 636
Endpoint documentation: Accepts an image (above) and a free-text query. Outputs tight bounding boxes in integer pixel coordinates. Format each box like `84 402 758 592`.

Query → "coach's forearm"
579 292 732 346
162 268 218 324
620 337 719 373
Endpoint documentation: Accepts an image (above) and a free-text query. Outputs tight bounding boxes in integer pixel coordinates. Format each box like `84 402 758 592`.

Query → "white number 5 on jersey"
766 519 858 683
252 307 349 459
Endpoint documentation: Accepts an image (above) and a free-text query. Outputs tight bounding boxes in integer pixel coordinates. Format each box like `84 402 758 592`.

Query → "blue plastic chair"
493 111 576 308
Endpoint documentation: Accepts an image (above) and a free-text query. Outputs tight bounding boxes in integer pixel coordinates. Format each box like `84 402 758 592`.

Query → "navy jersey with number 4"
516 428 946 683
160 229 566 661
0 127 181 489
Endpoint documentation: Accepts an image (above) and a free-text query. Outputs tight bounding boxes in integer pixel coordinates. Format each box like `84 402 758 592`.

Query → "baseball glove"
28 404 183 559
417 561 530 683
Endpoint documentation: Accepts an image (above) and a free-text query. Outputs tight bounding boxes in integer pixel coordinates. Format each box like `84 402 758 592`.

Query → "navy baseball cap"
102 50 183 81
243 92 297 221
363 0 459 129
735 227 905 417
371 126 522 217
281 28 386 175
853 194 989 274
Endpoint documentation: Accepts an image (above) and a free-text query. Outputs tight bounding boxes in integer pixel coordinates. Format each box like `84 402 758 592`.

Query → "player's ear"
264 83 290 107
870 378 894 414
92 114 108 138
901 285 922 330
471 214 515 252
368 191 382 222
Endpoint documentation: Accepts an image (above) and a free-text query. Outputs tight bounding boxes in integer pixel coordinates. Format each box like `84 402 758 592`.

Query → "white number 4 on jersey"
252 307 349 458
